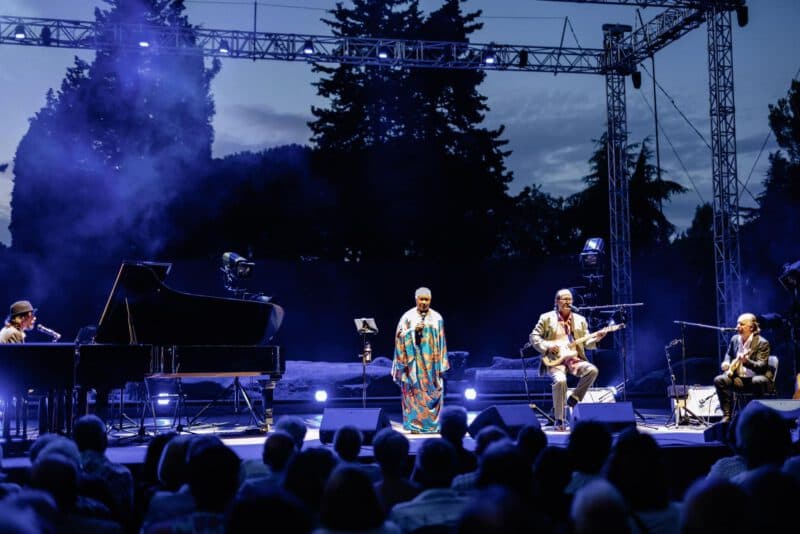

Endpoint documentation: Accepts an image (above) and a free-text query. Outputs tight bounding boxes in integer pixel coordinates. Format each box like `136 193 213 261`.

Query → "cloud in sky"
212 104 313 157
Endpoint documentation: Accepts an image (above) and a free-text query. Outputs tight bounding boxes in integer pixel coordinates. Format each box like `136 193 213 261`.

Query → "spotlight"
579 237 605 270
314 390 328 403
463 387 477 401
14 24 26 40
222 251 255 279
218 39 230 55
138 40 150 48
302 39 314 55
377 46 390 59
518 49 528 68
736 6 749 28
156 393 170 406
632 70 642 89
483 45 496 65
40 26 52 46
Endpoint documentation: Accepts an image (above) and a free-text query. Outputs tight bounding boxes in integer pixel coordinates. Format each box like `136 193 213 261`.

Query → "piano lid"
94 261 284 346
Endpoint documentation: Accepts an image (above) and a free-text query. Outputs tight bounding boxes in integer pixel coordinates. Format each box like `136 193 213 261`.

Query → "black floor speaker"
467 403 540 439
318 407 390 445
571 402 636 432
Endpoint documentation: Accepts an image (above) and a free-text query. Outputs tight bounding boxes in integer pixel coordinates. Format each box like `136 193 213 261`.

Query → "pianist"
0 300 37 343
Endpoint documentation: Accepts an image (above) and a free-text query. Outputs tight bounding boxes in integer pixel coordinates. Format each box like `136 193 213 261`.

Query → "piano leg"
260 378 278 431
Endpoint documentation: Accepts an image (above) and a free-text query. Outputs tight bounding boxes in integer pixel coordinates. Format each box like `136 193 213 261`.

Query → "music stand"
354 318 378 408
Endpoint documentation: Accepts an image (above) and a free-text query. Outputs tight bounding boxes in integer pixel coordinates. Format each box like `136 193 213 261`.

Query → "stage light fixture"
377 46 390 59
222 251 255 279
736 6 749 28
302 39 315 55
579 237 605 270
518 49 529 68
632 70 642 89
218 39 230 55
14 25 26 40
314 390 328 403
40 26 52 46
463 387 477 401
138 40 150 48
483 45 496 65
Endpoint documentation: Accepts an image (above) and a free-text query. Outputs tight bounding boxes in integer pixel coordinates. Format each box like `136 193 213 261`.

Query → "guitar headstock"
605 323 626 332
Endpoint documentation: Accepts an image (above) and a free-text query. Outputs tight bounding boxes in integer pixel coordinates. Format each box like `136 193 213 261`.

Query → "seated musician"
713 313 773 423
0 300 37 343
530 289 604 431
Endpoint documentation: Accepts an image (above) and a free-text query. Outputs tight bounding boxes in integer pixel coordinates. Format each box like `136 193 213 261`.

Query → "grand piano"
1 260 285 441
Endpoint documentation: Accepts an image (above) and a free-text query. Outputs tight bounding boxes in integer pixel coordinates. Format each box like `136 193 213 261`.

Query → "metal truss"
0 15 604 74
707 8 742 355
603 24 635 378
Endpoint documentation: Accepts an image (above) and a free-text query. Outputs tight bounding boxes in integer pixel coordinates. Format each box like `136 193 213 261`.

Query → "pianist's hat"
9 300 36 318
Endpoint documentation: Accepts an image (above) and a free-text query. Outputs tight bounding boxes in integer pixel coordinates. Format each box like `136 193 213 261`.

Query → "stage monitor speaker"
568 387 617 403
318 407 390 445
751 399 800 426
467 403 540 439
672 385 722 420
571 402 636 432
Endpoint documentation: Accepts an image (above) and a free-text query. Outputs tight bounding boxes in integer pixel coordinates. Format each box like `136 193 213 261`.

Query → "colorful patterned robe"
392 307 449 433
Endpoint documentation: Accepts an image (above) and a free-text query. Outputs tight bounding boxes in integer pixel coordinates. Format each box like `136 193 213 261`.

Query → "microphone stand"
519 343 555 425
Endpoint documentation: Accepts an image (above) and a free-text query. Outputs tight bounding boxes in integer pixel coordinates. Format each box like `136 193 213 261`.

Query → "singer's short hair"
555 289 572 302
415 287 432 299
738 313 760 334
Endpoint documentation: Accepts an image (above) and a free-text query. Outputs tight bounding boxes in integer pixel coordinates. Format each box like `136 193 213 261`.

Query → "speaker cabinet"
568 387 617 403
571 402 636 432
672 385 722 419
467 403 540 439
318 407 390 445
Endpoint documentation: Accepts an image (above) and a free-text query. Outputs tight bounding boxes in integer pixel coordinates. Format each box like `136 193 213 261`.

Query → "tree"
10 0 220 258
566 134 686 251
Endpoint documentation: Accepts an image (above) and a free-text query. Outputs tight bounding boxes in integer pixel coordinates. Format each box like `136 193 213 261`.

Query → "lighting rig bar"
1 15 605 75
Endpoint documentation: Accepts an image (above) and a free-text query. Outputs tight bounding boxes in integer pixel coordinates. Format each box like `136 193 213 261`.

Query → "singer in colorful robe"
392 287 449 433
0 300 37 343
530 288 603 431
713 313 773 423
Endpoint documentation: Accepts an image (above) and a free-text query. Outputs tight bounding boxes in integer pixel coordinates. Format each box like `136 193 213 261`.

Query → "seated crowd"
0 402 798 534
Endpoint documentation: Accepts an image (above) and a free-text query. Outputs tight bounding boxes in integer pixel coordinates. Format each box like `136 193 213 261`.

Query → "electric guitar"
725 348 751 379
541 323 625 367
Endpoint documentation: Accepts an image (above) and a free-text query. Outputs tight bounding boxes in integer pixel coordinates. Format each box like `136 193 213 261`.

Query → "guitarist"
530 289 605 431
713 313 773 423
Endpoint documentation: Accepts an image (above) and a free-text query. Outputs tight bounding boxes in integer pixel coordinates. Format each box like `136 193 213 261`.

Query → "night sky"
1 0 798 245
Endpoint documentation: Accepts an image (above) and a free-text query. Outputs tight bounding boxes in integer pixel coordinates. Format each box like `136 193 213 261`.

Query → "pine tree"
10 0 220 258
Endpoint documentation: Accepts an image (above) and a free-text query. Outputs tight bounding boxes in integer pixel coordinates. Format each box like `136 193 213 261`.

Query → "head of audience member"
570 479 630 534
0 500 40 534
29 453 80 511
737 466 800 531
332 425 363 463
515 423 548 467
476 440 534 496
567 421 612 475
275 415 308 450
440 405 470 447
681 476 754 533
34 435 81 466
262 430 297 473
140 431 177 487
156 434 193 492
319 466 387 531
282 446 339 516
185 436 241 513
456 485 546 534
411 438 458 489
225 486 313 534
372 427 411 477
533 446 572 497
603 428 670 511
782 455 800 486
72 414 109 454
28 434 62 464
735 401 792 470
3 488 59 534
473 425 510 458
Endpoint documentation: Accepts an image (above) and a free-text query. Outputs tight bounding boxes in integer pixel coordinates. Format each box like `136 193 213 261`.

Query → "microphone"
569 305 580 313
36 324 61 341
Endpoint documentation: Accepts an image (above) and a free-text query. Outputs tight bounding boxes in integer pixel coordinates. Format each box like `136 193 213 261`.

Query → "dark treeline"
1 1 798 388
